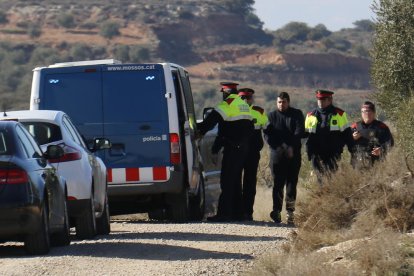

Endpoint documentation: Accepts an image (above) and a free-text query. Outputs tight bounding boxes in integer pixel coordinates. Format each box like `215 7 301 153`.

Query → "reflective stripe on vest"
305 112 349 133
250 106 268 130
214 94 252 121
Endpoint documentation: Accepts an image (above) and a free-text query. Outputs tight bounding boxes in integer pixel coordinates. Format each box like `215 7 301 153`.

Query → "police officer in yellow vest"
238 88 268 221
304 89 354 181
197 82 254 222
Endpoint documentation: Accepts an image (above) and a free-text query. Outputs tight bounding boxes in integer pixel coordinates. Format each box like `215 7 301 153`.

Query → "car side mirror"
44 145 64 160
91 138 112 152
203 107 214 120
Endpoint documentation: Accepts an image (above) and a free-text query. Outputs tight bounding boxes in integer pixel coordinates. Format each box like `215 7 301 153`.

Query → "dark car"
0 121 70 255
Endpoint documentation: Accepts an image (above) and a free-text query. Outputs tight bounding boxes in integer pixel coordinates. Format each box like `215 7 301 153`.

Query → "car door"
15 124 64 226
175 67 202 193
62 115 105 212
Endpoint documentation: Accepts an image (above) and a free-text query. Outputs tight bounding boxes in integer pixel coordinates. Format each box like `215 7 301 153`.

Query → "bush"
307 24 331 41
99 21 120 39
57 13 76 28
27 24 42 38
129 46 150 63
70 44 93 60
0 11 8 24
113 45 129 62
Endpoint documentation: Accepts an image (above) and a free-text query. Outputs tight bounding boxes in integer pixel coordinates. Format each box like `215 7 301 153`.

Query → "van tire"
25 203 50 255
189 175 205 221
51 198 71 246
166 188 189 223
96 195 111 235
76 197 97 239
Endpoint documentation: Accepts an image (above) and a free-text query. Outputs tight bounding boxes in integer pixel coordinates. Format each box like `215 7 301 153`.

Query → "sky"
253 0 376 31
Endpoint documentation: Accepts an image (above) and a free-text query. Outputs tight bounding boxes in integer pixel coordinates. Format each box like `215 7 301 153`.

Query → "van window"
102 68 166 123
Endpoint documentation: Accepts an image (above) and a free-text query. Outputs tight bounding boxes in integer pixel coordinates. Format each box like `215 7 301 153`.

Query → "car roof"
0 110 64 122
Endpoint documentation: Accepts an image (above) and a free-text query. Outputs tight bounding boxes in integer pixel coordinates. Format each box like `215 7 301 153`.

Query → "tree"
371 0 414 156
221 0 254 15
274 22 311 44
307 24 331 41
99 21 120 39
353 19 375 32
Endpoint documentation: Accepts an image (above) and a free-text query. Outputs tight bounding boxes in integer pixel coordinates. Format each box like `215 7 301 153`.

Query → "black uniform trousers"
217 143 249 220
241 149 261 217
271 151 301 213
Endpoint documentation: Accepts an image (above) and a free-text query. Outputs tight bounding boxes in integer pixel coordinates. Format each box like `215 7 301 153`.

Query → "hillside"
0 0 373 111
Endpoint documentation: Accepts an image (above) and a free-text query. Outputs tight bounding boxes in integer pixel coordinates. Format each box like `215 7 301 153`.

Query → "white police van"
30 59 205 222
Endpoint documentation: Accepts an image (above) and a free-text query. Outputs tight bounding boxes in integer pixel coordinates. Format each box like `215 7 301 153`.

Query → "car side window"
62 117 82 145
15 125 42 159
64 116 87 149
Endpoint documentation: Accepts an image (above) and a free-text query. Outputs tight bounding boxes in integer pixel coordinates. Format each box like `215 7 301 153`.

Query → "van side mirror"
203 107 214 120
90 138 111 152
44 145 64 160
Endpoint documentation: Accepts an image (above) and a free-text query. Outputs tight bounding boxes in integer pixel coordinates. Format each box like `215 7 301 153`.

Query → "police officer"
238 88 268 221
197 82 254 222
304 89 354 181
351 101 394 169
264 92 304 224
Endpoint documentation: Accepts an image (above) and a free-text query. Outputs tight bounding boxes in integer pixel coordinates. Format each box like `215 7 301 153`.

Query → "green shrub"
27 24 42 38
99 21 120 39
113 45 129 62
0 11 8 24
129 46 150 63
57 13 76 28
70 43 92 60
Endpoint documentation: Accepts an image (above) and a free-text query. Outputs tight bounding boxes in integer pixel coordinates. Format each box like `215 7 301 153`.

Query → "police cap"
315 89 334 99
238 88 255 96
220 82 239 93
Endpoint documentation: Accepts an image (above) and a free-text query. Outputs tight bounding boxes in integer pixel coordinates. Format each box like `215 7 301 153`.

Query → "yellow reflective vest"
305 108 350 134
214 94 252 121
250 105 269 130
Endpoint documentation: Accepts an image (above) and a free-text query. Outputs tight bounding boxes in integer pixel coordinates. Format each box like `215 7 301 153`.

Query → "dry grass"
249 146 414 275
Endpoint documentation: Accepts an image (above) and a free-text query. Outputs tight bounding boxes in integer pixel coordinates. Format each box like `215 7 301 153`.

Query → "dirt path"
0 217 292 275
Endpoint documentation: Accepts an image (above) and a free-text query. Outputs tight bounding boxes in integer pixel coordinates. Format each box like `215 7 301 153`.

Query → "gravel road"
0 215 293 276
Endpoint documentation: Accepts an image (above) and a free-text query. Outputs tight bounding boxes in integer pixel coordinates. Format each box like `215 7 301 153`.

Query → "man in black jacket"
264 92 304 224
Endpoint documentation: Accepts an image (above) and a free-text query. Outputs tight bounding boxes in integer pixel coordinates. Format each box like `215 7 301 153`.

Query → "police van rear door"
38 65 103 138
102 64 171 185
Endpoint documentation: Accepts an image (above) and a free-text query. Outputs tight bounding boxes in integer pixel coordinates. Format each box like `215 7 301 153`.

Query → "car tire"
167 188 190 223
75 197 97 239
189 175 205 221
51 198 71 246
96 195 111 235
25 203 50 255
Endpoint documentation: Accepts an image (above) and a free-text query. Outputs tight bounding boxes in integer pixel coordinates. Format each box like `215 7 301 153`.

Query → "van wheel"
76 197 97 239
51 198 71 246
96 195 111 235
189 175 205 221
25 203 50 255
166 188 189 223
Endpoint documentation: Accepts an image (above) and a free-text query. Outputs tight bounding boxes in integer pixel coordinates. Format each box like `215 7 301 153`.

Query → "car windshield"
22 122 62 145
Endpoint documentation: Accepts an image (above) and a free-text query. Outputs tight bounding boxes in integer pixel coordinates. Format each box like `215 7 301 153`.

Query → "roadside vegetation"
249 0 414 274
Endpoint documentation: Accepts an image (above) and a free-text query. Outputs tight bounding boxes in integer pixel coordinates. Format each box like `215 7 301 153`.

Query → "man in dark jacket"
304 89 354 181
351 101 394 169
197 82 254 222
264 92 304 224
